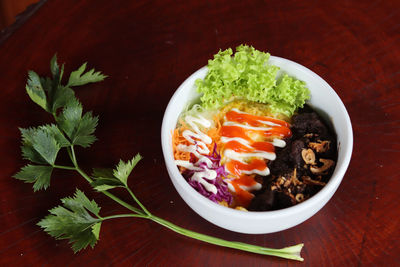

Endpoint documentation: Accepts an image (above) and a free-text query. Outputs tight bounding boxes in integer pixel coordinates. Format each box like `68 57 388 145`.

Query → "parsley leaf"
73 112 98 147
26 71 48 111
17 125 69 190
26 58 73 114
31 128 60 165
57 98 82 137
90 154 142 191
43 124 70 147
91 222 101 240
20 125 64 165
13 164 53 191
37 189 102 253
20 127 48 164
67 62 107 87
57 99 98 148
113 154 142 186
92 168 114 178
50 54 64 81
91 168 124 191
26 54 106 114
52 86 75 112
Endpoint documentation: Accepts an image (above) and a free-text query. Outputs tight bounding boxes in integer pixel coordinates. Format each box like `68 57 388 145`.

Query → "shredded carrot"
204 115 223 155
173 114 224 163
172 127 191 162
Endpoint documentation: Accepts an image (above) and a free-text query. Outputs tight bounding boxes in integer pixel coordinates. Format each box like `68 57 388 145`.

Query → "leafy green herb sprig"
14 55 304 261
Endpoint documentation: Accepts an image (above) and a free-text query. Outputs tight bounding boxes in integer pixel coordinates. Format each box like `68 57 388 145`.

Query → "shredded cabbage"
184 144 232 204
195 45 310 117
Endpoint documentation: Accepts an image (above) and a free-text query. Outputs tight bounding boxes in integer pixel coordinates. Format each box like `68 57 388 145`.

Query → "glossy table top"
0 0 399 266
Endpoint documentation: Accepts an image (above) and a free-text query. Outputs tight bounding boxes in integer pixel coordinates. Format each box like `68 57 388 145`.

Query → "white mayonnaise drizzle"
175 160 202 171
175 115 218 194
272 138 286 148
182 115 212 144
223 121 273 132
238 183 262 191
220 136 251 146
222 109 288 184
225 179 262 193
242 168 270 176
224 149 276 161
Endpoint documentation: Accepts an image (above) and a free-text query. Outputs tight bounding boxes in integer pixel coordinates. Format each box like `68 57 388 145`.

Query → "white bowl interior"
161 56 353 234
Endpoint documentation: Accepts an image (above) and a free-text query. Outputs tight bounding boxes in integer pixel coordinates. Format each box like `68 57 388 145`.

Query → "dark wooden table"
0 0 399 266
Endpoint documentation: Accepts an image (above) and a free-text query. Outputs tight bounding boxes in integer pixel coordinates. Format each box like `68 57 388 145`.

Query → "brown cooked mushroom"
295 193 305 202
303 133 315 138
302 176 327 186
277 176 285 185
301 148 316 165
310 158 335 174
291 169 301 186
309 140 331 153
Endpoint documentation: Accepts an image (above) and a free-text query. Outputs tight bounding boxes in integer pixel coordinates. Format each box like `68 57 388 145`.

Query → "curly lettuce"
195 45 310 117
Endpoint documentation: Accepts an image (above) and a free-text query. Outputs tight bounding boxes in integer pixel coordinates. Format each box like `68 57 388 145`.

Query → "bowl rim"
161 56 353 221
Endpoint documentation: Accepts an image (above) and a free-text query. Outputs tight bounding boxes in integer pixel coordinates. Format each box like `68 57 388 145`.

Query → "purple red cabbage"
183 144 232 204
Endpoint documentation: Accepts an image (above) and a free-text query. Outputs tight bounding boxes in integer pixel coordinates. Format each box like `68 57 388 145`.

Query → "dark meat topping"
248 105 337 211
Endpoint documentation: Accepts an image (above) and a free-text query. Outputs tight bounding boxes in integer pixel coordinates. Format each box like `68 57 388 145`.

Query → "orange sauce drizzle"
230 180 254 207
225 109 290 127
221 109 292 207
226 159 267 177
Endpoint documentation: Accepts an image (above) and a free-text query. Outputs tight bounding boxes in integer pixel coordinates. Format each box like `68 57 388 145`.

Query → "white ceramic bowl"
161 56 353 234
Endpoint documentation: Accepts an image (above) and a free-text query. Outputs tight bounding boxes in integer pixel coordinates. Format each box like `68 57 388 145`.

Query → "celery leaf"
90 154 142 190
20 126 61 165
31 128 60 165
67 62 107 87
113 154 142 186
73 112 98 148
57 99 98 148
37 189 102 253
91 168 123 191
26 71 48 111
20 127 48 164
25 54 106 114
14 164 53 191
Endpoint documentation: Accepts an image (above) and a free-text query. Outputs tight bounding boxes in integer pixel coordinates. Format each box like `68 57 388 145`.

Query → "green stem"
67 147 73 161
102 190 143 214
101 213 148 221
74 166 93 183
70 145 78 167
149 215 304 261
74 166 144 215
53 164 76 170
65 145 144 215
125 186 151 216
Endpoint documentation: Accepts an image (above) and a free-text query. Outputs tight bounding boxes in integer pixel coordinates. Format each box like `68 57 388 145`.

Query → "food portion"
249 106 337 211
173 45 337 211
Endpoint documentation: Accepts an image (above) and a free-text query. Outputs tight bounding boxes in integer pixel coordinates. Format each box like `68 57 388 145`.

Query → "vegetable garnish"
14 55 304 261
195 45 310 117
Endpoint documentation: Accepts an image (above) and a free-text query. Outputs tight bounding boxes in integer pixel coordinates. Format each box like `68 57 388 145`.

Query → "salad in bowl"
162 45 352 233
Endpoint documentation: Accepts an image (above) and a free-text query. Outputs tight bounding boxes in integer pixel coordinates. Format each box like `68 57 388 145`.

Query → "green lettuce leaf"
195 45 310 116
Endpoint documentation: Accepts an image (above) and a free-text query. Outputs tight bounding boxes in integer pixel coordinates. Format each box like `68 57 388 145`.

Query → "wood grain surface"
0 0 399 266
